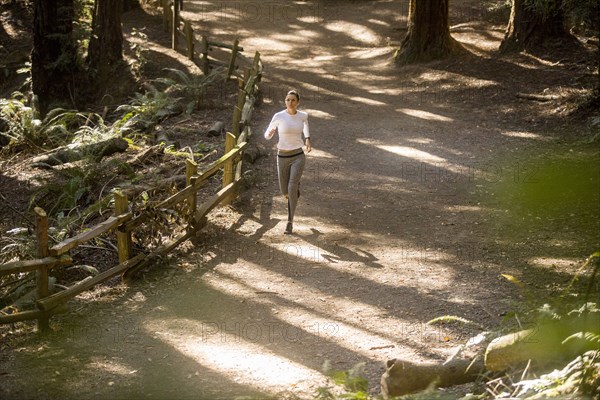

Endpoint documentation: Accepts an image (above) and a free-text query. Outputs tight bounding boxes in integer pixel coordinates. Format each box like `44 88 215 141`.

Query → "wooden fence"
0 39 263 333
161 0 246 78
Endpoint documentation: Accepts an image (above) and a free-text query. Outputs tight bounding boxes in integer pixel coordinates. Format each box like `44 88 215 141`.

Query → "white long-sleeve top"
264 110 310 151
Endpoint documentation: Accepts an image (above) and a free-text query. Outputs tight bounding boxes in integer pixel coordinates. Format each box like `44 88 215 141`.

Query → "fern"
155 67 226 112
563 331 600 346
116 85 179 134
0 94 108 148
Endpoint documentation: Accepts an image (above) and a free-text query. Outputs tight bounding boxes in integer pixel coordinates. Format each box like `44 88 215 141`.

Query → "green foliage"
15 62 32 91
53 191 114 232
155 67 226 113
163 145 203 159
563 0 600 32
563 331 600 347
565 252 600 303
113 68 227 136
0 92 109 148
316 362 369 400
30 167 96 217
0 92 40 145
509 350 599 398
116 84 179 134
525 0 600 31
524 0 563 21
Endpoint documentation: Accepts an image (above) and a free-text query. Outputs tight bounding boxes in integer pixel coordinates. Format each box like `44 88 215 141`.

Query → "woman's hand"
305 138 312 153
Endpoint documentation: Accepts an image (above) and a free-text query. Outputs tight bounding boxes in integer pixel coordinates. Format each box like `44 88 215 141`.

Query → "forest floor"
1 0 599 399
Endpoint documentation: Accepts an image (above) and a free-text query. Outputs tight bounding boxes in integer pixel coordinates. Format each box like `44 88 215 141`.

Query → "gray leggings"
277 152 305 222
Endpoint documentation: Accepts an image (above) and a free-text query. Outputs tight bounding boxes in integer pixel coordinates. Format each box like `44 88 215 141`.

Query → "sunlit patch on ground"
146 318 333 397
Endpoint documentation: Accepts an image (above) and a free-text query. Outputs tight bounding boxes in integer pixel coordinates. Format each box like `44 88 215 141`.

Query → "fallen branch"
129 145 162 168
121 174 190 197
516 92 560 102
31 137 129 168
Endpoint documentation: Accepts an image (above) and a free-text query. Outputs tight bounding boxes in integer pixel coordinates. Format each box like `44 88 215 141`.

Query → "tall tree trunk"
123 0 141 12
87 0 124 72
394 0 461 65
31 0 77 117
500 0 576 52
596 3 600 96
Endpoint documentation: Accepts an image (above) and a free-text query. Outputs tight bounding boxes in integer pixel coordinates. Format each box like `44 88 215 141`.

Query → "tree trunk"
123 0 140 12
500 0 576 52
593 3 600 96
87 0 124 72
394 0 461 65
31 0 77 117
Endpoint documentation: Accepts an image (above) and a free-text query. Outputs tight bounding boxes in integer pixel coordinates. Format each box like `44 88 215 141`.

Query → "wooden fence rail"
0 37 263 332
161 0 247 79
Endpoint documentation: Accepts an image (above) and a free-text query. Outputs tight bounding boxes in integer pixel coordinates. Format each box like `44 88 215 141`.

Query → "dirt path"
2 1 599 399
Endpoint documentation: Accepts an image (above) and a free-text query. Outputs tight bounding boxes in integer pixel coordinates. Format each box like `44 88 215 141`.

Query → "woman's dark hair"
287 90 300 101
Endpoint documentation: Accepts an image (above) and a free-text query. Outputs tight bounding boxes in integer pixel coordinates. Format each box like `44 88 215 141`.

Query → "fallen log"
0 277 57 315
381 357 485 398
31 137 128 168
207 121 224 137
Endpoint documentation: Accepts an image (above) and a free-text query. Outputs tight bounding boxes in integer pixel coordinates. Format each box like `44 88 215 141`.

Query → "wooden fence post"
186 159 198 216
162 0 170 31
172 0 179 50
184 20 194 60
232 69 249 138
114 191 131 263
179 0 183 11
34 207 50 333
235 127 249 182
222 132 236 204
252 51 261 77
227 38 240 79
200 35 209 75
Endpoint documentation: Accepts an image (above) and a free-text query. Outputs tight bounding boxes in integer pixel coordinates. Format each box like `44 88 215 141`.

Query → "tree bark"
87 0 124 72
31 0 77 116
500 0 576 52
394 0 461 65
123 0 141 12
